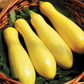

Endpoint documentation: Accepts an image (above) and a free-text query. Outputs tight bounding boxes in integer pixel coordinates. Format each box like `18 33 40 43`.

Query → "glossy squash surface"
3 27 36 84
29 11 73 69
39 1 84 54
14 19 56 79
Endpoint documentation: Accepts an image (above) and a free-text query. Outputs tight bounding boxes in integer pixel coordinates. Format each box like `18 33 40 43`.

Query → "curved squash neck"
40 1 61 19
3 28 20 48
15 19 37 39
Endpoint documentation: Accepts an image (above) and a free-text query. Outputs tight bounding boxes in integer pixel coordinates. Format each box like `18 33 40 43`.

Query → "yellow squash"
29 10 73 69
3 27 36 84
14 19 56 79
39 1 84 54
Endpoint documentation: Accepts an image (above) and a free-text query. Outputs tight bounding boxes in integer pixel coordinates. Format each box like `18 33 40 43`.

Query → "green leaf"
0 46 10 76
35 76 46 84
0 29 10 76
9 10 16 27
56 67 80 78
21 9 30 23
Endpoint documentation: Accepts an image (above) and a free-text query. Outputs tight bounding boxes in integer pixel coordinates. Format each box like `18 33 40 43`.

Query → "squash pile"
3 1 84 84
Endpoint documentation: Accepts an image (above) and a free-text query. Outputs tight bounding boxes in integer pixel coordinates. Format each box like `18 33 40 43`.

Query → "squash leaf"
9 10 16 27
0 29 10 76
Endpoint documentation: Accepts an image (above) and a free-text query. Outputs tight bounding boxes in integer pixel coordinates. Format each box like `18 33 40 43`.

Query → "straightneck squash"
28 10 73 69
14 19 56 79
39 1 84 54
3 27 36 84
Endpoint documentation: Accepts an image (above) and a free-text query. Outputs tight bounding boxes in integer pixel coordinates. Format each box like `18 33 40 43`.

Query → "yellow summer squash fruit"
29 10 73 69
3 27 36 84
39 1 84 54
14 19 56 79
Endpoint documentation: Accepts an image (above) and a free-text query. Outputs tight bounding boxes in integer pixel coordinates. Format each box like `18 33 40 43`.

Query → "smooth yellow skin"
3 27 36 84
14 19 56 79
39 1 84 54
29 11 73 69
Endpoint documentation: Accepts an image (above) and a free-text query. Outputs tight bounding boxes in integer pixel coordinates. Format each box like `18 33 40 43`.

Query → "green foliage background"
0 0 84 84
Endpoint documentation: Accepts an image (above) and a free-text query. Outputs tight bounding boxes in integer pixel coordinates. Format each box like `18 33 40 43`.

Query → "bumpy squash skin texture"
14 19 56 79
29 11 73 69
39 1 84 54
3 27 36 84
